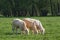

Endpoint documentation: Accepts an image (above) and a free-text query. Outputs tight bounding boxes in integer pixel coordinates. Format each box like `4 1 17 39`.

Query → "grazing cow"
23 18 38 34
33 19 45 35
23 18 45 35
12 18 29 35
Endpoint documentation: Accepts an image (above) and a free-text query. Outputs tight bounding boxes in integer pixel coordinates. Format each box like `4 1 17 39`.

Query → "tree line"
0 0 60 17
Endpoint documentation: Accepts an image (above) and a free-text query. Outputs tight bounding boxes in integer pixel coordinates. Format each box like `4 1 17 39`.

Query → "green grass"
0 17 60 40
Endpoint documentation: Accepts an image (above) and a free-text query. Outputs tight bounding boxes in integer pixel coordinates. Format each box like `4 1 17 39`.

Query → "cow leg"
16 27 18 34
12 25 15 34
32 26 38 34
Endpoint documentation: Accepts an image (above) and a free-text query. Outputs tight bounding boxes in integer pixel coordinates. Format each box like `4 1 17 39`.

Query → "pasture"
0 17 60 40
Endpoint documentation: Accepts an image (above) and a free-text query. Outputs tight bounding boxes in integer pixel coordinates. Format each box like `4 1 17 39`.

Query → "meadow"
0 17 60 40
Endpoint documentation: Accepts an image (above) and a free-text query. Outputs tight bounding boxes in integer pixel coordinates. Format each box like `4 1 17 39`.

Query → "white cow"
23 18 45 35
33 19 45 35
12 18 29 35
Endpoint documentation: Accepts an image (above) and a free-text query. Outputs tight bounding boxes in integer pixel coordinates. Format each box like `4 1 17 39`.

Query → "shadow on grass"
5 32 21 35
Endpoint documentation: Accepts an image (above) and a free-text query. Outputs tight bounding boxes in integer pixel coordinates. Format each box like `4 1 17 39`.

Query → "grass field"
0 17 60 40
